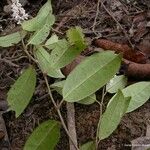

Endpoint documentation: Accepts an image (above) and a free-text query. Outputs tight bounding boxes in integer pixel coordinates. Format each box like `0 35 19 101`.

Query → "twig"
21 39 38 63
92 0 101 34
57 100 64 109
54 15 70 32
0 58 19 68
96 86 107 149
43 75 79 150
52 28 64 35
101 1 133 48
21 37 79 149
67 102 78 150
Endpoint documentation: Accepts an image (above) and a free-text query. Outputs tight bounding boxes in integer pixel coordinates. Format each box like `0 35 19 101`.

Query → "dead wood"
93 39 147 64
123 59 150 80
67 103 78 150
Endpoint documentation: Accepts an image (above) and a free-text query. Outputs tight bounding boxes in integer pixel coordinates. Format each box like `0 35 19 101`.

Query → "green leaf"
106 75 127 93
63 51 121 102
44 27 87 69
77 94 96 105
45 27 86 68
7 66 36 117
80 141 96 150
22 0 53 31
67 26 86 50
24 120 60 150
45 34 59 46
51 80 96 105
51 80 65 95
49 39 70 68
28 24 49 45
49 39 85 69
98 90 130 140
122 82 150 112
0 31 26 47
34 46 64 78
28 15 55 45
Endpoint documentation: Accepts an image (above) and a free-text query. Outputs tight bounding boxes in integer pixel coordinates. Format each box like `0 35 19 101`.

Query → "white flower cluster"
11 0 29 24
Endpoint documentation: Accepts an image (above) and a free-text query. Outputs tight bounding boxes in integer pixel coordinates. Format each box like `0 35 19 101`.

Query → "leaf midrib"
9 67 35 108
0 32 21 46
10 68 32 100
100 94 125 139
51 43 69 67
123 83 150 100
107 76 126 92
28 24 48 44
64 55 119 99
37 48 58 72
34 122 57 150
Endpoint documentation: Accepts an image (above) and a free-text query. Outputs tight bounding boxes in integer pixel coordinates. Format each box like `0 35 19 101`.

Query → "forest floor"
0 0 150 149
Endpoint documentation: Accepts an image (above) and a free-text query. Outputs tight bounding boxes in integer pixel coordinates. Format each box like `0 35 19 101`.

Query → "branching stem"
96 87 107 149
21 39 38 63
44 75 79 150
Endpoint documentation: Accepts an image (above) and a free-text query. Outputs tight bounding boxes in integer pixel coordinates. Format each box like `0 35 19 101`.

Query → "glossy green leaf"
63 51 121 102
45 34 59 46
28 15 55 45
34 46 64 78
98 90 130 140
0 31 26 47
24 120 60 150
7 66 36 117
80 141 96 150
67 26 86 50
106 75 127 93
51 80 96 105
122 82 150 112
22 0 53 31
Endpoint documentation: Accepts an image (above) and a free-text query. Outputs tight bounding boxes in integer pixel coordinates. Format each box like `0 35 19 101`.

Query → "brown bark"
124 59 150 80
93 39 147 64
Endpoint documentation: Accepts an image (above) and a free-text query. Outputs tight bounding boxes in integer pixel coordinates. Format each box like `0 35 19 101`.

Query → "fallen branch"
67 103 78 150
101 1 133 48
63 57 84 150
93 39 147 63
44 75 79 150
123 59 150 80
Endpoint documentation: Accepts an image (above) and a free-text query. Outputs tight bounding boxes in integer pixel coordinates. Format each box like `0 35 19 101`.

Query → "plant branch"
96 86 107 149
21 39 38 63
43 75 79 150
92 0 101 33
101 1 133 48
22 36 79 149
